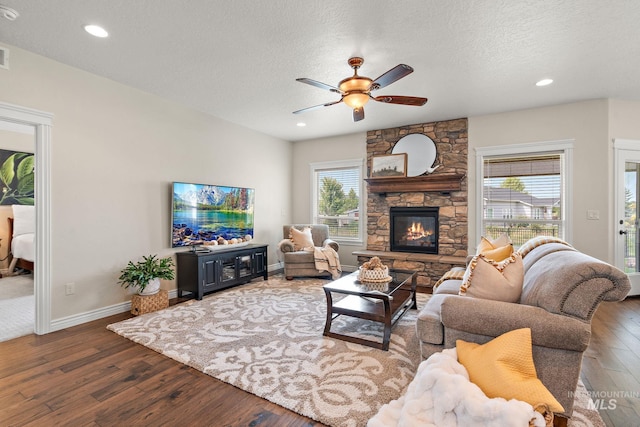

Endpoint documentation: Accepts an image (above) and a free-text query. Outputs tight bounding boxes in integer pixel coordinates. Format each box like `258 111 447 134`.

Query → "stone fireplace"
390 207 439 254
353 118 469 291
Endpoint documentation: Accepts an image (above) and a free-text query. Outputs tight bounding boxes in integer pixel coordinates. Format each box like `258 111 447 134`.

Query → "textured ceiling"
1 0 640 141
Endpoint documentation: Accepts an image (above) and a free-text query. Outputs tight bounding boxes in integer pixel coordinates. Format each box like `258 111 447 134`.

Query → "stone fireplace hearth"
353 118 469 291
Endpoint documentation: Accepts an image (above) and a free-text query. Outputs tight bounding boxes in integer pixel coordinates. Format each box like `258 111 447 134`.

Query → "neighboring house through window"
310 159 364 244
476 140 573 248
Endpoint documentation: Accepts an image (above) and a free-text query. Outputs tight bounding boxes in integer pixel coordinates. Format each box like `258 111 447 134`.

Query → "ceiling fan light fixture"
294 56 427 121
343 92 370 109
340 75 372 109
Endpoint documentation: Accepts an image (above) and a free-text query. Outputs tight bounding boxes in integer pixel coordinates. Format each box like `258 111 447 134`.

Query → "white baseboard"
50 289 179 332
268 262 283 272
48 265 357 333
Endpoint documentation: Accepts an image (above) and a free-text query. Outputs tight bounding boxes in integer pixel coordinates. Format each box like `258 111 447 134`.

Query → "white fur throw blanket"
313 246 341 279
368 348 546 427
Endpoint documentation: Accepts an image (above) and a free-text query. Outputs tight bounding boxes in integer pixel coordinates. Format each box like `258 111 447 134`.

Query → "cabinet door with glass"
216 254 238 286
237 252 253 280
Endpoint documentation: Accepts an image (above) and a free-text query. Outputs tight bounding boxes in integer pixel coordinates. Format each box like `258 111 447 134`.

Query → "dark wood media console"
176 243 268 300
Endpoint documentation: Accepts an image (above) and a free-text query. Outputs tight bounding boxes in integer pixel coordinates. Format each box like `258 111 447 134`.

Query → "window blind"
312 162 362 241
482 153 563 245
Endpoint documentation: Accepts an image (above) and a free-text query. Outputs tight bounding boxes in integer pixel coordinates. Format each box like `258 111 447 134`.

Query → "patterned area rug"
107 275 604 427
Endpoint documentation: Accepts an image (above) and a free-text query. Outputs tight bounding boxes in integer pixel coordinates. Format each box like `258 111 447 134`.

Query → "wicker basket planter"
130 289 169 316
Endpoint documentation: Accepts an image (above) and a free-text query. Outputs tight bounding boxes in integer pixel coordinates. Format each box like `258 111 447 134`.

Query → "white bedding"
11 232 35 262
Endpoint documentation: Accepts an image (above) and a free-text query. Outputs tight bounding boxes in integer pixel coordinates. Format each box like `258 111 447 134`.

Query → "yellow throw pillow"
477 234 513 262
456 328 564 413
289 226 314 251
478 233 511 250
459 253 524 302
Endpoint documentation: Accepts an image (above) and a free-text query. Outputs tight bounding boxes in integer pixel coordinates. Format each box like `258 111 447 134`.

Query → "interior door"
614 142 640 296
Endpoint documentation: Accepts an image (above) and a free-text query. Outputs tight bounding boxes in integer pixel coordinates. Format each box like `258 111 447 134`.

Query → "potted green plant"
118 254 175 295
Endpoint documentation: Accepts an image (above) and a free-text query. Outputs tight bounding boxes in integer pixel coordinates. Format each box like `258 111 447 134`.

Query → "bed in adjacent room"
8 204 34 274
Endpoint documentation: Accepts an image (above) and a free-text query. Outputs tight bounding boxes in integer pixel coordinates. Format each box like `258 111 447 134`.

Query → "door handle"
620 230 628 235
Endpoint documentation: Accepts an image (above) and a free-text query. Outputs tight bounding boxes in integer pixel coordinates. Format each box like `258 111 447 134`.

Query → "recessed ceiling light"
0 5 19 21
84 24 109 38
536 78 553 87
296 122 307 127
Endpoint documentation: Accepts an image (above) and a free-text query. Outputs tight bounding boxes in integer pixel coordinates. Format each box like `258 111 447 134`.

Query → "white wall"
0 45 292 320
291 132 367 269
610 99 640 140
469 100 611 261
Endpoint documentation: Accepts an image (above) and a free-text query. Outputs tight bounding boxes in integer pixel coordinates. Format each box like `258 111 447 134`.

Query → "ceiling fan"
293 57 428 122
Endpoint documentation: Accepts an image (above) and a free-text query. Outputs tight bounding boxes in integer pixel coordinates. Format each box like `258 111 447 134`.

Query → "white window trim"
310 158 365 245
475 140 574 247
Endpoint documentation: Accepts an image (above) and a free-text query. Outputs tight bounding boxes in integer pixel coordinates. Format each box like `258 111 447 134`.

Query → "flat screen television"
171 182 255 248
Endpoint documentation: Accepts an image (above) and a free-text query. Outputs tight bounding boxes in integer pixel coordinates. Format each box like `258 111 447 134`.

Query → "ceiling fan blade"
373 95 428 106
353 107 365 122
370 64 413 90
293 99 343 114
296 78 342 93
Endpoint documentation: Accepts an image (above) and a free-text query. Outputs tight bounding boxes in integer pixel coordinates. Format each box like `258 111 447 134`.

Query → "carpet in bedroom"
0 273 34 342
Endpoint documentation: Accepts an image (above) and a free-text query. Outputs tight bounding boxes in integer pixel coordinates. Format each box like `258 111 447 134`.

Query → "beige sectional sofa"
416 240 631 418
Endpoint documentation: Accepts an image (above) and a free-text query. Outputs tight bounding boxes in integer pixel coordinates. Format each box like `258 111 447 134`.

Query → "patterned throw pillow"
433 267 466 290
456 328 564 413
517 236 573 258
459 252 524 302
289 226 315 251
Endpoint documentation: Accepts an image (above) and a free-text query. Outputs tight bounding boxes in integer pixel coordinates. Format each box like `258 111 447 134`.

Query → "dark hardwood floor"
581 297 640 427
1 296 638 426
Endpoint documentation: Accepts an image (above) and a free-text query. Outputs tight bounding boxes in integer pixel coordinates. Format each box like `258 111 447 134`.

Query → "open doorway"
0 120 35 342
0 102 52 338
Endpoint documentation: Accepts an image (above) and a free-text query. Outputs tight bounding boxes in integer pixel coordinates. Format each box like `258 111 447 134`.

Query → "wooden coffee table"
322 269 417 351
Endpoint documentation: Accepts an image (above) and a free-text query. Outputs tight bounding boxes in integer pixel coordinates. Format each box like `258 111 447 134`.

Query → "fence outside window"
316 215 359 239
483 221 560 248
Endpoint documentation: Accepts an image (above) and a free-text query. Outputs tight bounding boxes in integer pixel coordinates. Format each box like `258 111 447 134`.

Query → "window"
476 141 573 248
310 159 364 244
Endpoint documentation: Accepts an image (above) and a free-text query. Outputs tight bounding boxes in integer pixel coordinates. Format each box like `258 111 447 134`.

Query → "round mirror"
391 133 437 177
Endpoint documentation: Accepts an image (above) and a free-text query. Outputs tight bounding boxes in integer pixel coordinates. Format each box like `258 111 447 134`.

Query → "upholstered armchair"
278 224 339 280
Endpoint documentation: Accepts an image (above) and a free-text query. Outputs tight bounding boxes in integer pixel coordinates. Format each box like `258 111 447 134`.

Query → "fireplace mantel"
365 173 464 193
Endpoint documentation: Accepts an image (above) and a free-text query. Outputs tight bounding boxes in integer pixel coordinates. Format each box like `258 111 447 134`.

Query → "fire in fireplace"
390 207 439 254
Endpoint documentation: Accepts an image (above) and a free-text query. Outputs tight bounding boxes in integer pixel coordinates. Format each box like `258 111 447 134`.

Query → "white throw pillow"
459 252 524 302
11 204 35 236
289 226 315 251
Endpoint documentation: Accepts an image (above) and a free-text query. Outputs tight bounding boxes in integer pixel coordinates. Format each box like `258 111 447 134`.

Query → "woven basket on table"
358 266 390 282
